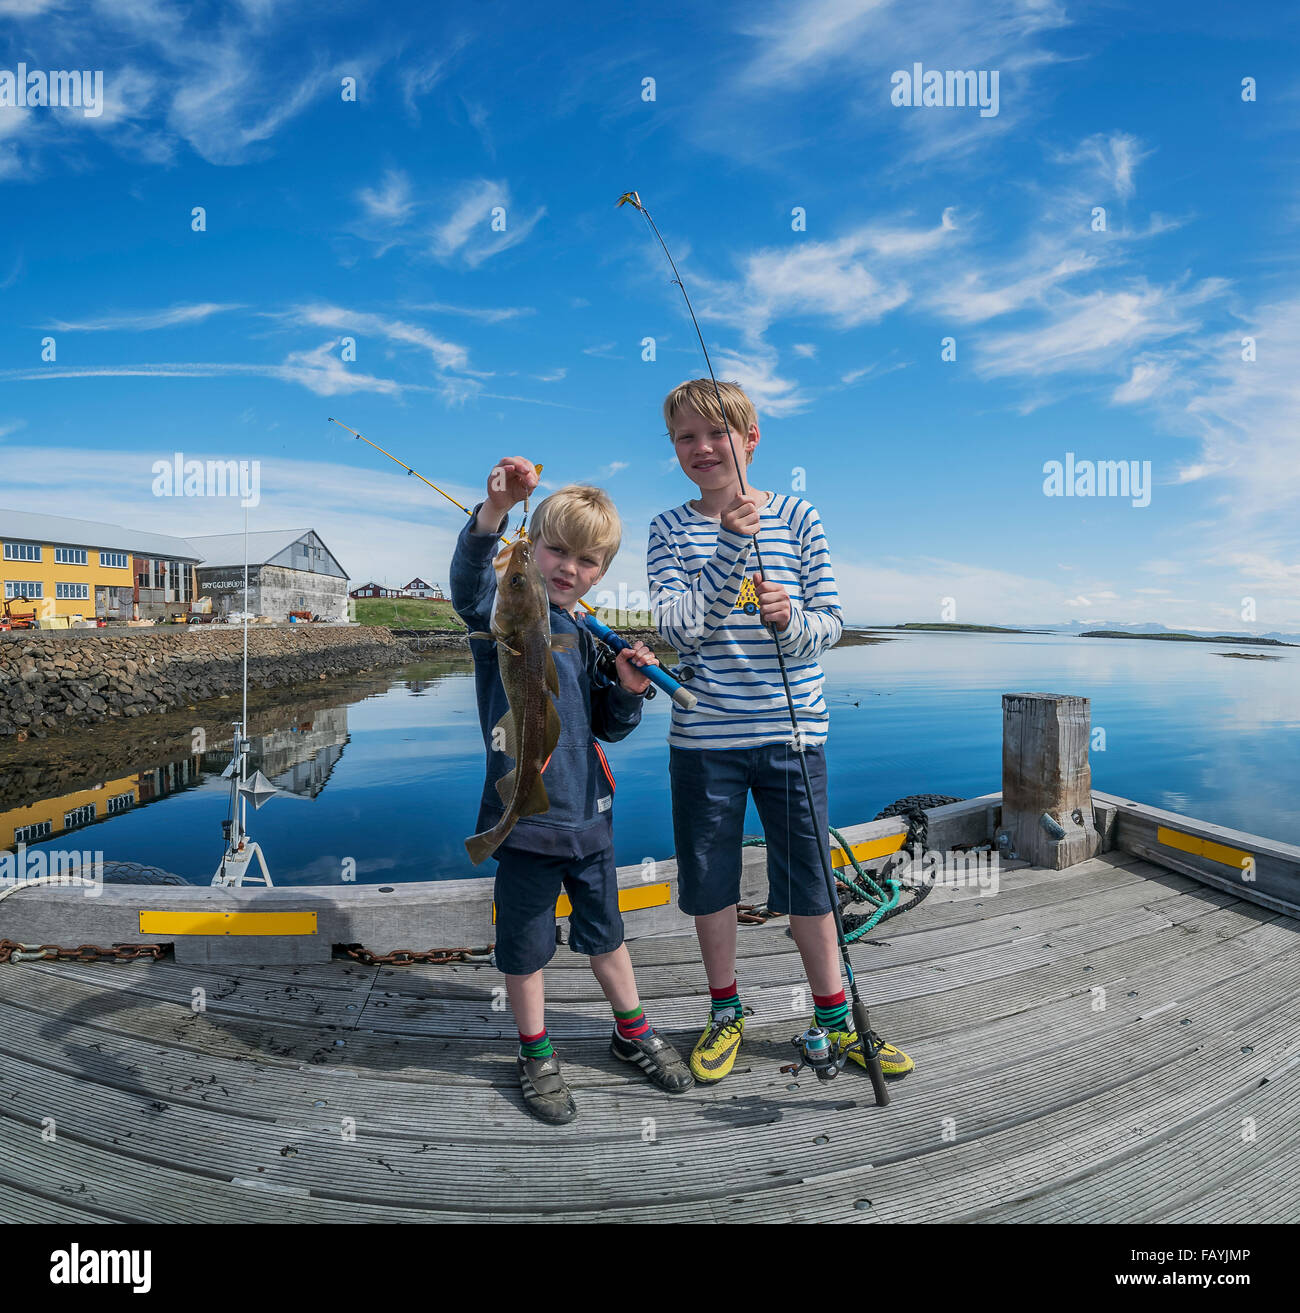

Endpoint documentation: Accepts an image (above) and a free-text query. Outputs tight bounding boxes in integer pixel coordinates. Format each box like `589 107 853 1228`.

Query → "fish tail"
465 826 505 866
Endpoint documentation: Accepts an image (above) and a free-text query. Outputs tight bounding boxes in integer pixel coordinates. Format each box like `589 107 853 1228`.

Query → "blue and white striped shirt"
646 493 843 749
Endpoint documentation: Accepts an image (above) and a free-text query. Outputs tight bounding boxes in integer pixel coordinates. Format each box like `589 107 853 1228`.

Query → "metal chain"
736 903 781 925
337 943 495 966
0 939 169 965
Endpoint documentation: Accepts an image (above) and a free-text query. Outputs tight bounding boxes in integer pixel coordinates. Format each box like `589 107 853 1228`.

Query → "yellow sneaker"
689 1012 745 1083
827 1027 914 1078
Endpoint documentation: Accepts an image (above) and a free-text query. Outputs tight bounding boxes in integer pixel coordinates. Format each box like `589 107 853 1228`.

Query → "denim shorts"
669 743 834 917
492 844 625 975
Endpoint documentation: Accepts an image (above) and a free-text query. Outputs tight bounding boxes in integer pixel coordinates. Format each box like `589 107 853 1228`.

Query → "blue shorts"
669 743 834 918
492 845 625 975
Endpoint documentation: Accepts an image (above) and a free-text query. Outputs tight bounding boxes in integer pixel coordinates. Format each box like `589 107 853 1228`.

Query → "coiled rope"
740 794 965 941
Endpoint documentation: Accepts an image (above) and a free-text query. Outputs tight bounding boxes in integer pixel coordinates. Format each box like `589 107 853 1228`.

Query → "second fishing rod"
618 191 892 1105
327 416 696 711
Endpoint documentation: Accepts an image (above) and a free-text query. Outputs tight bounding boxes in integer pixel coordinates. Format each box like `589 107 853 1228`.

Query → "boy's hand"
614 640 658 694
720 492 763 537
753 570 791 630
485 456 539 516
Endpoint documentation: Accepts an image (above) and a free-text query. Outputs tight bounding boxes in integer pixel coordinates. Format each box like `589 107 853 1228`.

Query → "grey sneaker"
610 1027 694 1093
517 1053 578 1124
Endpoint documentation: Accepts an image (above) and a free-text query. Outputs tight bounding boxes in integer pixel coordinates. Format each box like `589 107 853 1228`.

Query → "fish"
465 535 576 865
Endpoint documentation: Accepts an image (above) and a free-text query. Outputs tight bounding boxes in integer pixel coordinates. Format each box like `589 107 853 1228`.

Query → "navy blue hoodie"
450 504 646 858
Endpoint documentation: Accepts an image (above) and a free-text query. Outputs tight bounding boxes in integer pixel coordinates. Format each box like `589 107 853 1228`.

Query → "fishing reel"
780 1025 857 1083
593 639 656 698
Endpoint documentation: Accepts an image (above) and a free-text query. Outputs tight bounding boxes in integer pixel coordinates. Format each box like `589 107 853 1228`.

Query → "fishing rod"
327 417 696 710
617 190 891 1105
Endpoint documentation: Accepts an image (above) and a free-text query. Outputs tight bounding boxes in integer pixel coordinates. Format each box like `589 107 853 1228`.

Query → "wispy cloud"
973 278 1229 380
725 0 1073 164
350 172 545 268
427 179 546 268
274 303 478 374
1051 132 1151 202
405 301 535 323
357 169 416 225
46 302 246 332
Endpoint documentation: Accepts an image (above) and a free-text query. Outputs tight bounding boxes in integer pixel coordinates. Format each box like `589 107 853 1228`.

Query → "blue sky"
1 0 1297 629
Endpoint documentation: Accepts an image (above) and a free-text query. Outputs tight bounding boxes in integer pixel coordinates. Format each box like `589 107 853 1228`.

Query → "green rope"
740 828 902 942
828 825 900 940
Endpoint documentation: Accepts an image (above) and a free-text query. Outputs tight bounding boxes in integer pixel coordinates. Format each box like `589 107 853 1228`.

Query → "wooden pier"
1 695 1297 1224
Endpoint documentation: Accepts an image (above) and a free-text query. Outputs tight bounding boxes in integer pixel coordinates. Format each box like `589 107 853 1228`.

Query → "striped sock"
814 989 850 1032
710 980 742 1023
518 1029 554 1061
614 1005 652 1041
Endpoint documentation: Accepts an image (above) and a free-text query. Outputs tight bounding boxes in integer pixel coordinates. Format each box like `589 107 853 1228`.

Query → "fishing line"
618 190 891 1103
327 417 697 709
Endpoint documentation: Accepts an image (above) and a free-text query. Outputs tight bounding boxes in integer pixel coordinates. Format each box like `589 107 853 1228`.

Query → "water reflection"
0 636 1297 887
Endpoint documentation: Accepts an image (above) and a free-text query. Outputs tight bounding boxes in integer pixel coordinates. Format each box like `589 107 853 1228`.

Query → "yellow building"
0 508 201 622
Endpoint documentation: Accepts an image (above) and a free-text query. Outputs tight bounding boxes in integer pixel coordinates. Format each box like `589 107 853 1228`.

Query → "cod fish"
465 535 575 865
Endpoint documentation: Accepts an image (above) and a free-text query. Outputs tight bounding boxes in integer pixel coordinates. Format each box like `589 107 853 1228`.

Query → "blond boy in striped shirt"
647 379 913 1084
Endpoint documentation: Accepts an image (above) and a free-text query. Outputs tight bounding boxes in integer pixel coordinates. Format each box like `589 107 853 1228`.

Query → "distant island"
865 623 1037 634
1080 630 1295 648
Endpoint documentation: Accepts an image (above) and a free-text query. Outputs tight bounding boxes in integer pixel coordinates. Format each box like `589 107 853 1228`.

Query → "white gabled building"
186 529 349 621
401 577 443 599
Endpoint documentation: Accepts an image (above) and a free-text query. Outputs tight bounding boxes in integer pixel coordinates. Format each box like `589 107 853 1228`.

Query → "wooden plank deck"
0 851 1296 1224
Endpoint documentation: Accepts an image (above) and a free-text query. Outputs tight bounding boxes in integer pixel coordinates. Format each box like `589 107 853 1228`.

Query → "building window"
106 793 134 815
63 803 96 829
14 821 52 843
3 542 41 562
56 583 91 600
54 547 88 565
4 581 43 599
100 551 129 569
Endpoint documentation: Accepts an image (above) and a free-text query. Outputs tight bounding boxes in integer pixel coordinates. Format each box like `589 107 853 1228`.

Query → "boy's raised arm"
450 501 508 635
775 503 843 660
647 516 752 650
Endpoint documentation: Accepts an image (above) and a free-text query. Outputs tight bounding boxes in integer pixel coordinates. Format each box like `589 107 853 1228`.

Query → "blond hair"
662 379 758 464
529 484 621 571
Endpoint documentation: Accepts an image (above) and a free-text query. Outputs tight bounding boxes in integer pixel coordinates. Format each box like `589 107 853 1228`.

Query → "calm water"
3 631 1298 884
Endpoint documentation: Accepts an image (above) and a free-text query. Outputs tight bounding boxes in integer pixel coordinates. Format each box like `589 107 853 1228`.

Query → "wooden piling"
1001 693 1100 870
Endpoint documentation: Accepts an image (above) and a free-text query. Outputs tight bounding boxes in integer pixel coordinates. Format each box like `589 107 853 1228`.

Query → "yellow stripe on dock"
138 911 318 936
1156 826 1252 871
830 834 907 869
493 883 671 923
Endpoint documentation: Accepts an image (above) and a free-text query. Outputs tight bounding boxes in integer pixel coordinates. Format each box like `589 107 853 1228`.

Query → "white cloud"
427 179 546 268
710 345 809 417
357 169 416 225
1111 357 1174 404
277 303 476 374
406 301 535 323
1223 553 1300 587
46 303 245 332
1052 132 1151 201
974 278 1228 380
